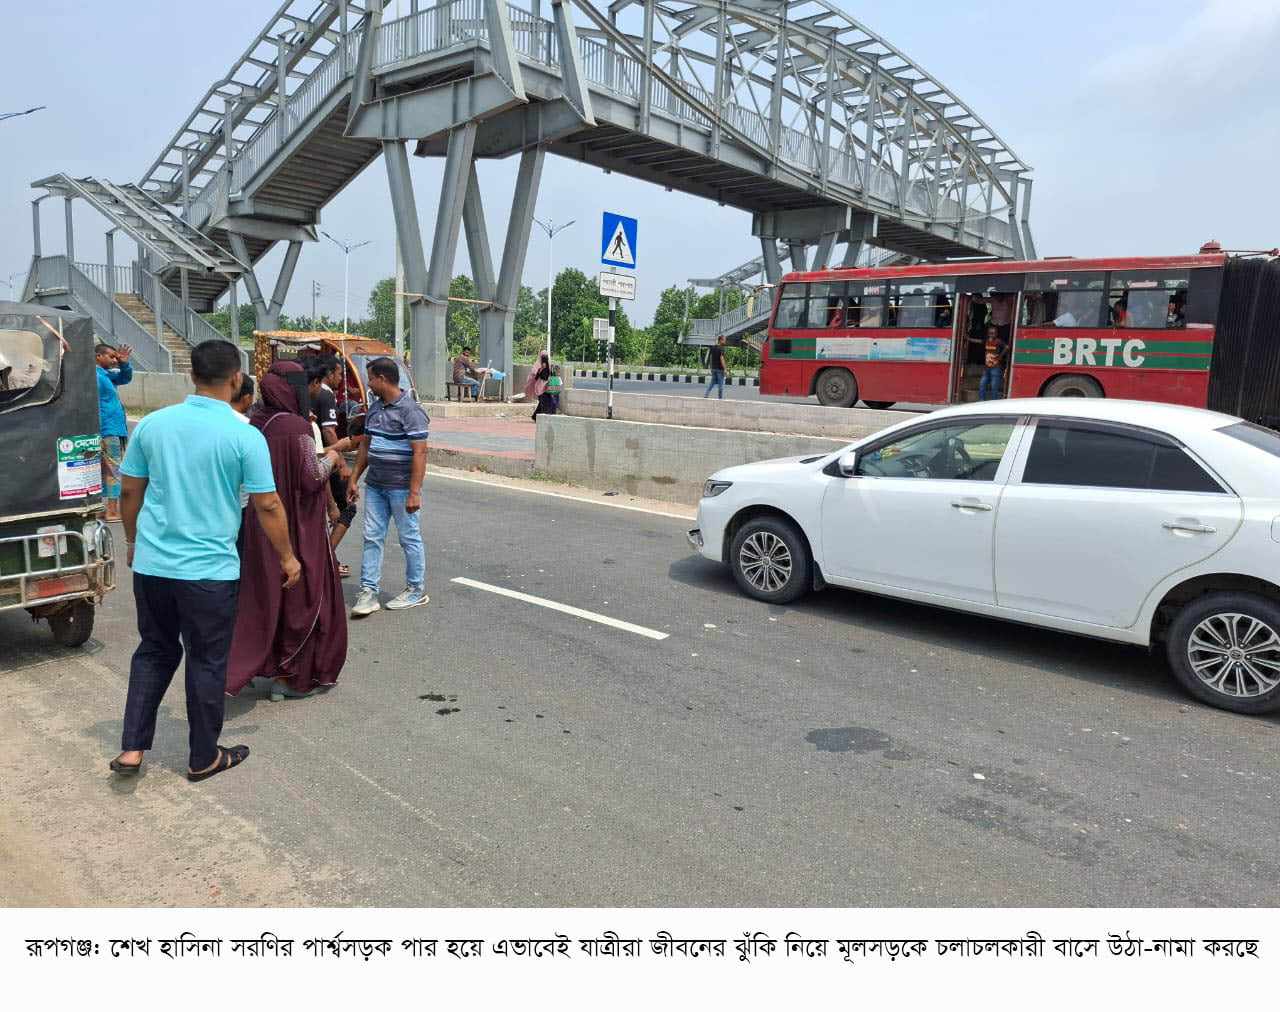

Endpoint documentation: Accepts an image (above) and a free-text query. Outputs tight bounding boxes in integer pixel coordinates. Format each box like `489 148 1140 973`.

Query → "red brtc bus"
760 251 1280 422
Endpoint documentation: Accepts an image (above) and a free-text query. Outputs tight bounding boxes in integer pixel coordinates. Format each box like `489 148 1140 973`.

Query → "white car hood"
710 453 832 484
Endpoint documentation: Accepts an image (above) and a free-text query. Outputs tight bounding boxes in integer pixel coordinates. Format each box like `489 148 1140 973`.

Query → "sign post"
599 212 638 421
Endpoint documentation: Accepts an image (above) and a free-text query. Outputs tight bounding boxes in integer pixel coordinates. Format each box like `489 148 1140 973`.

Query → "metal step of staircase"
33 173 244 277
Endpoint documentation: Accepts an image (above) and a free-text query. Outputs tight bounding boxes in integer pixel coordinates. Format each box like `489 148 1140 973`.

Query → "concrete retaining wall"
117 372 195 413
559 388 906 441
535 414 847 505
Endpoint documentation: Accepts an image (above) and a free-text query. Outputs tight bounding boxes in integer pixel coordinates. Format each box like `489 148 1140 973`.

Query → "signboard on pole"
597 271 636 301
592 317 615 344
600 212 638 269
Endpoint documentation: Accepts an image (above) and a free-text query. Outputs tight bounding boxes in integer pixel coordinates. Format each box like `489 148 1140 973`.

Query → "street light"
321 231 372 334
532 217 574 358
0 106 45 123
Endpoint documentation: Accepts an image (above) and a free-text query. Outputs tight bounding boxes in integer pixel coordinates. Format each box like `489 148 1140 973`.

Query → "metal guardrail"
74 261 134 295
0 524 115 613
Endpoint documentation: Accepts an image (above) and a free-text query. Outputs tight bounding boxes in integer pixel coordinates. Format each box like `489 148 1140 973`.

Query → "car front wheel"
1166 592 1280 714
729 516 811 604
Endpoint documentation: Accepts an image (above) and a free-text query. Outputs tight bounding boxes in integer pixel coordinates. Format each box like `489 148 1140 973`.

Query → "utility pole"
321 231 371 334
532 216 574 358
311 280 322 328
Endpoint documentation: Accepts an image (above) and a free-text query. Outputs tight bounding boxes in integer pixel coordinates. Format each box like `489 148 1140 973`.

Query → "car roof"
926 398 1243 433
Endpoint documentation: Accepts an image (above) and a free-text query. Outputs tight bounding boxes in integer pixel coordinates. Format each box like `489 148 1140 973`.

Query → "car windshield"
0 324 62 415
1219 421 1280 459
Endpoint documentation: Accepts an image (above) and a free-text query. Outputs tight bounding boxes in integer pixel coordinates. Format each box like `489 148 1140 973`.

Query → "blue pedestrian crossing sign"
601 212 638 269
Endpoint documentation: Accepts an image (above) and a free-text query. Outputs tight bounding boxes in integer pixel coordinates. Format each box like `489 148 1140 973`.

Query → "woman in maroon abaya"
227 360 351 700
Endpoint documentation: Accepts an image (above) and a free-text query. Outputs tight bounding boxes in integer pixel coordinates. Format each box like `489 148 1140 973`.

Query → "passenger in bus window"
1169 290 1187 328
934 293 953 328
827 295 845 328
1110 294 1129 328
861 298 883 328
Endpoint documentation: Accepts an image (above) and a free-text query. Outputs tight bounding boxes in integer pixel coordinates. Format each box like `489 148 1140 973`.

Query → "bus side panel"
763 327 952 403
1012 327 1212 406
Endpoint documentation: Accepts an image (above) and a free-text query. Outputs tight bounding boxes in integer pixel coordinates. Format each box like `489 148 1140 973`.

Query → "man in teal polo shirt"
110 340 301 783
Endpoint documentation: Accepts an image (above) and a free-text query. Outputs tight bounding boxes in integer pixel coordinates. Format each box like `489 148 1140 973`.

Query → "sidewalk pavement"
427 414 535 477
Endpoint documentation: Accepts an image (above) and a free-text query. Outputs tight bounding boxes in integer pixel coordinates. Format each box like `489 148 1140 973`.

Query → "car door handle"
951 499 993 512
1163 520 1216 535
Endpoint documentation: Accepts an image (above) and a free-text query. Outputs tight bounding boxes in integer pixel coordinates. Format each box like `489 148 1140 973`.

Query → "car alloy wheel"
739 530 793 594
1186 612 1280 698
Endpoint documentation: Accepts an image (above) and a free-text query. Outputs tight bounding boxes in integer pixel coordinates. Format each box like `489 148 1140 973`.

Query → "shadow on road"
666 553 1277 720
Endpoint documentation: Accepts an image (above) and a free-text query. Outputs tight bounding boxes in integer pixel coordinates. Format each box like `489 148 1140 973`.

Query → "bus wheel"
863 400 896 410
1043 374 1103 398
815 368 858 408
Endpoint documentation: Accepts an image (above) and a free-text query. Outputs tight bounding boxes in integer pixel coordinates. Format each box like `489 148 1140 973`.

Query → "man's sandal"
109 757 142 775
187 744 250 783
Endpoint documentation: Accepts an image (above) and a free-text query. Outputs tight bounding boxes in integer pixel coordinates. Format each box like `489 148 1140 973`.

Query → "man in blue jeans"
111 340 300 783
349 357 429 616
703 335 728 399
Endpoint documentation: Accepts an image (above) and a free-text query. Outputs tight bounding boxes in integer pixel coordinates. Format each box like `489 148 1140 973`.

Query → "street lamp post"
532 217 574 359
321 231 371 334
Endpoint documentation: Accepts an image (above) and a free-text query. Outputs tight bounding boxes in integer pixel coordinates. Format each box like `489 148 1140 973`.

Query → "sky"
2 0 1278 326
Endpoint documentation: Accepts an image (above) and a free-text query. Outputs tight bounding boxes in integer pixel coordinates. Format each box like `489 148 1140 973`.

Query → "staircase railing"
133 266 249 371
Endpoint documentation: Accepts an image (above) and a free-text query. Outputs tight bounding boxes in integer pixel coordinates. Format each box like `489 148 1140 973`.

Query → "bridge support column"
463 147 544 395
788 243 808 272
760 239 782 285
228 235 302 331
811 232 838 271
842 212 878 267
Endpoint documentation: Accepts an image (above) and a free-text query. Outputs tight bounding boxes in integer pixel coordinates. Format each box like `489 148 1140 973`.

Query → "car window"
856 420 1016 481
1022 422 1224 493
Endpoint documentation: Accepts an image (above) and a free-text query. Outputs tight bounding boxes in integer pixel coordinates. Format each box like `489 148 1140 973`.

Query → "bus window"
892 280 954 328
848 284 886 328
805 283 843 329
1023 272 1105 327
773 283 807 329
1109 271 1189 329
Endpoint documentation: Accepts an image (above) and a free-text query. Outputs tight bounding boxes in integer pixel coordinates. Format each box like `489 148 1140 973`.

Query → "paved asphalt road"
2 473 1278 906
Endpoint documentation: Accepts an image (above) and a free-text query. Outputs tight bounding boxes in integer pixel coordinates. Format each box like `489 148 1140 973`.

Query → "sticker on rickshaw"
56 434 102 499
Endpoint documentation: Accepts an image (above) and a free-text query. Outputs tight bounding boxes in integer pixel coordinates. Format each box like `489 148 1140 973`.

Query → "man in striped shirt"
349 357 429 616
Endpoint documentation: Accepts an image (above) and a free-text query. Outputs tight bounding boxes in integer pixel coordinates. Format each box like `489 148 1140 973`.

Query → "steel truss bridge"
22 0 1035 392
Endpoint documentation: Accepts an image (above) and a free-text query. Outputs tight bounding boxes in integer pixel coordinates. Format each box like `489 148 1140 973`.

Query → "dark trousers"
121 573 239 770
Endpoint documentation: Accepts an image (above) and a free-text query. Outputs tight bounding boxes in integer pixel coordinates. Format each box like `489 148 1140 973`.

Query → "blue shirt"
365 391 429 488
96 361 133 438
121 395 276 581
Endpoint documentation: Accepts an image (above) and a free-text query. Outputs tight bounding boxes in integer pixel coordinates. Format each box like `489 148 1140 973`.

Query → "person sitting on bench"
452 348 487 400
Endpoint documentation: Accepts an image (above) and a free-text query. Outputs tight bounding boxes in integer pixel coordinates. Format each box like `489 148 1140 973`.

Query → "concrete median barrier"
559 388 907 440
534 414 847 505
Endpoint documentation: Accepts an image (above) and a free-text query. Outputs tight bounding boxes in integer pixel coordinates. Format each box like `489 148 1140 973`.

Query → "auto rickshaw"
252 330 416 436
0 302 115 646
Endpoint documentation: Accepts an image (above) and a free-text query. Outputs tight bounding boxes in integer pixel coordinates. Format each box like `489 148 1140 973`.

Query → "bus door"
952 275 1026 404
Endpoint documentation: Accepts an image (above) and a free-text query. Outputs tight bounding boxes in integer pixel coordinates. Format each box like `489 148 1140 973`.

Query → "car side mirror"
838 452 859 478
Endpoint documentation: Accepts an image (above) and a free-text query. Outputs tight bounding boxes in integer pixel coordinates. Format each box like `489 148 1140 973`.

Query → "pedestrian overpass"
21 0 1035 394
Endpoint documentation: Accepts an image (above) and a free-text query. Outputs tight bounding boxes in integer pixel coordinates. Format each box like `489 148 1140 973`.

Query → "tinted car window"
857 420 1015 481
1023 423 1223 493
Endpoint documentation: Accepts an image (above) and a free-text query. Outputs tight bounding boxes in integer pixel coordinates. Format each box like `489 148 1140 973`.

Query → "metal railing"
375 0 484 68
74 261 133 296
0 524 115 613
133 266 247 368
29 257 173 372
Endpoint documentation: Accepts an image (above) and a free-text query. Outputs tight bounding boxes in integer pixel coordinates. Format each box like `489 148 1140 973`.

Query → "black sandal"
187 744 250 783
109 757 142 775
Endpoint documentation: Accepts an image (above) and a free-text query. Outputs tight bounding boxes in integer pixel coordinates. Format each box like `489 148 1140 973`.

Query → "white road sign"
597 271 636 301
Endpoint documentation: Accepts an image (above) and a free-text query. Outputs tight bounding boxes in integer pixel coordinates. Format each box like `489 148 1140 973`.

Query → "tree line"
204 266 762 369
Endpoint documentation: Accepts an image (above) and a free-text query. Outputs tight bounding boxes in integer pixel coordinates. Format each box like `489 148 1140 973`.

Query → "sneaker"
385 586 429 611
351 587 381 617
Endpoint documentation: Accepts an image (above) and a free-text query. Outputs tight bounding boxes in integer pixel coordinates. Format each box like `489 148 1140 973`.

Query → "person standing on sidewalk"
110 340 301 783
349 357 429 616
96 342 133 521
703 335 729 399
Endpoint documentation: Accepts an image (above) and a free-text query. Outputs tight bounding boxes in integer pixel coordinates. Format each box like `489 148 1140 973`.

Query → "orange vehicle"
252 330 415 436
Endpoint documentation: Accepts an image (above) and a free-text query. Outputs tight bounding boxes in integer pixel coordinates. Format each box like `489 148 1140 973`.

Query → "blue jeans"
979 365 1004 400
361 484 425 592
459 377 480 400
703 369 725 399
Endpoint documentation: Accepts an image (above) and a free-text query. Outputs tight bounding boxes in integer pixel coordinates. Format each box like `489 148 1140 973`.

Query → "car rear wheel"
815 368 858 407
48 600 95 648
729 516 811 604
1166 592 1280 714
1043 374 1103 398
863 400 896 410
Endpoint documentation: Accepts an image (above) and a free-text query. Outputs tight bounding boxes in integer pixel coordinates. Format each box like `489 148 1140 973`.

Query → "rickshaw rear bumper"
0 519 116 615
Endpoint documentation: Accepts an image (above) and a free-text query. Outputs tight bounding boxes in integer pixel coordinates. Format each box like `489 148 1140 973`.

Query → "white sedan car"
689 399 1280 715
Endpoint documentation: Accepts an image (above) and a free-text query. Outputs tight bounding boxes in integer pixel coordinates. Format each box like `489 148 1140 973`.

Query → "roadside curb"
572 368 760 387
